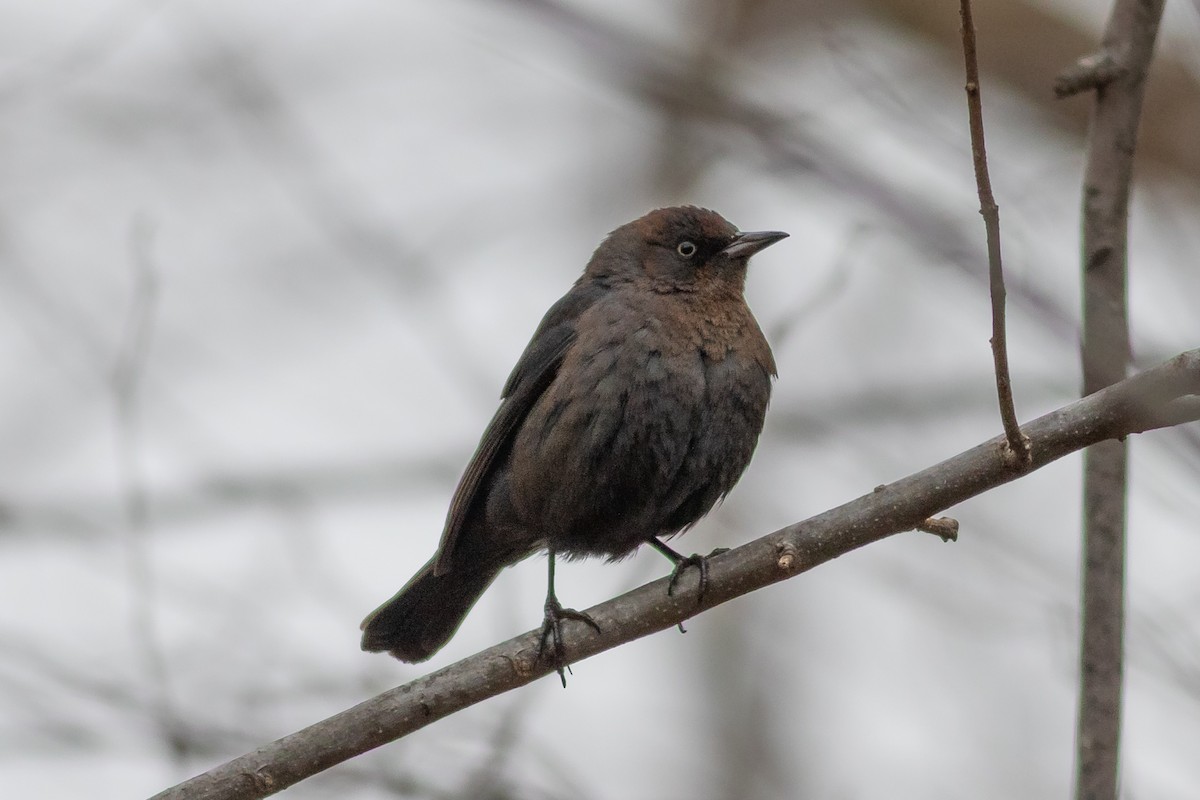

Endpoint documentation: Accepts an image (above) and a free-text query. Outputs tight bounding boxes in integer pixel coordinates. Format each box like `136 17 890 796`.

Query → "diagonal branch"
151 348 1200 800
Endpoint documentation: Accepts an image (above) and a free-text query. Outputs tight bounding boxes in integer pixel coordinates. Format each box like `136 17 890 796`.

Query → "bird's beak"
721 230 789 259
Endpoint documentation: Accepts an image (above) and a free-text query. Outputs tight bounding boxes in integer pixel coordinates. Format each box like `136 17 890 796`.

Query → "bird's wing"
432 282 603 575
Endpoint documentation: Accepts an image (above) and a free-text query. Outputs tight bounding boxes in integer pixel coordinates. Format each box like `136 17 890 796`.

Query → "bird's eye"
676 241 697 258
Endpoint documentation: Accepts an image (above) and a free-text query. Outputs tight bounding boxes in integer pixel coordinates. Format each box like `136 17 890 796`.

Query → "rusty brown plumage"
360 207 787 675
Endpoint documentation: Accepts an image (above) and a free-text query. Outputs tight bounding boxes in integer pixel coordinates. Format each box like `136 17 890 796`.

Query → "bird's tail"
360 558 502 662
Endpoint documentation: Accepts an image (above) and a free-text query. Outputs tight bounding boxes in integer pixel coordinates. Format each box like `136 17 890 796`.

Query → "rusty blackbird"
361 206 786 678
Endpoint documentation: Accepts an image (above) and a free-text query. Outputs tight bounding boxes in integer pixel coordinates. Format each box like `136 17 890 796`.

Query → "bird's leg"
647 538 729 606
537 548 601 688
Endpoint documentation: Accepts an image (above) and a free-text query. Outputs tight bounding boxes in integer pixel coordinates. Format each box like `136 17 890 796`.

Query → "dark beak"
721 229 789 259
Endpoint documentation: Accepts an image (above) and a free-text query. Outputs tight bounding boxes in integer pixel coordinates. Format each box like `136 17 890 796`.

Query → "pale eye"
676 241 697 258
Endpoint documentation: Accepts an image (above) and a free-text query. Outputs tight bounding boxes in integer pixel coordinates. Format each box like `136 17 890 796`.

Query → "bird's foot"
538 597 601 688
666 547 730 604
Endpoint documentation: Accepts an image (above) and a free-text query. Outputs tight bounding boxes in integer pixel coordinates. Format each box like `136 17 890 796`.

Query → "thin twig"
958 0 1030 466
149 348 1200 800
115 216 184 766
1070 2 1166 799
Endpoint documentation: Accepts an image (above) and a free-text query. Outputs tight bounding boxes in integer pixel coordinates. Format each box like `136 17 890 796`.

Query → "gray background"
1 1 1199 797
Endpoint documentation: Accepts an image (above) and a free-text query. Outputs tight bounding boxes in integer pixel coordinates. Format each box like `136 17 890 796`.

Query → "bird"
360 206 787 682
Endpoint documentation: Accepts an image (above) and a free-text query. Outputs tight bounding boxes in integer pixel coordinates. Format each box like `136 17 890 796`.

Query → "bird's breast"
504 286 773 555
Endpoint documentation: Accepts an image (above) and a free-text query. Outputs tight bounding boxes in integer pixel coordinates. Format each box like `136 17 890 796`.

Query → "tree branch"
151 348 1200 800
115 216 186 764
1070 2 1165 798
958 0 1030 465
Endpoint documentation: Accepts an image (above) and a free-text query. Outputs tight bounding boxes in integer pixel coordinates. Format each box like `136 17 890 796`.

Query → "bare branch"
150 349 1200 800
958 0 1030 465
1072 2 1166 798
115 216 186 765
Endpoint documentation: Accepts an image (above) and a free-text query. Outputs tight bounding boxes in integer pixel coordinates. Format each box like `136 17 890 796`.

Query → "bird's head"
585 206 788 292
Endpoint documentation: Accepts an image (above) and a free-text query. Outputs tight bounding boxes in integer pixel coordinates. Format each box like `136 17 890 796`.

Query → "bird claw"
538 598 600 687
666 547 730 604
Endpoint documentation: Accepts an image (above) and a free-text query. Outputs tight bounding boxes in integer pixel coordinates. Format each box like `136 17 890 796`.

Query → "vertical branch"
1057 2 1166 799
114 216 183 764
958 0 1030 464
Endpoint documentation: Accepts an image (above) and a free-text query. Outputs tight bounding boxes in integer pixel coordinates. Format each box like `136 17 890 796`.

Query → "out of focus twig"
1066 2 1166 799
958 0 1030 466
114 216 184 765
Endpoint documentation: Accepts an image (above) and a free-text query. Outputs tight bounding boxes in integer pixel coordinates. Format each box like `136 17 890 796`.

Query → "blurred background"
1 1 1199 798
